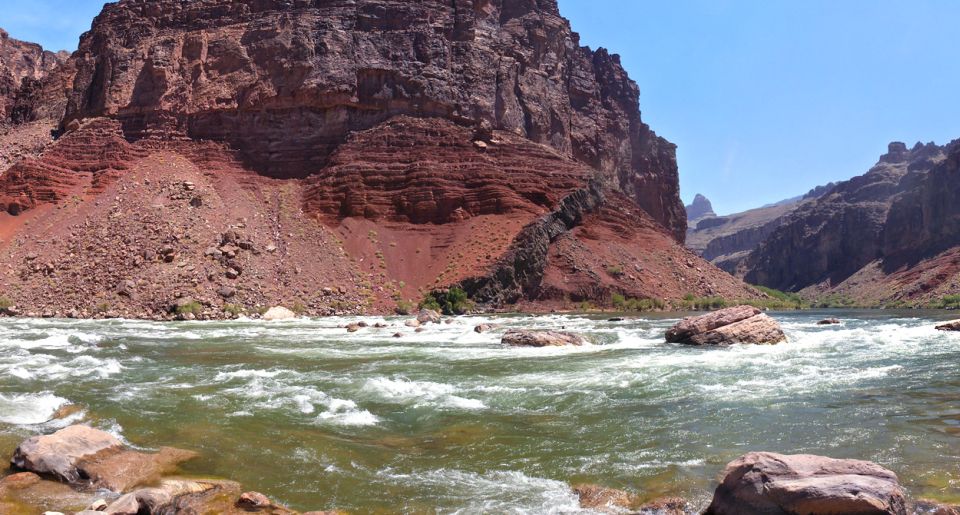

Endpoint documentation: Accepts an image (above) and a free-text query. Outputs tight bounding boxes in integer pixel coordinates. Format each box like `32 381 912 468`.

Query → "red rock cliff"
61 0 686 241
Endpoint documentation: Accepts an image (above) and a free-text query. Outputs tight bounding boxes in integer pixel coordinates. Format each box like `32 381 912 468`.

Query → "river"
1 310 959 513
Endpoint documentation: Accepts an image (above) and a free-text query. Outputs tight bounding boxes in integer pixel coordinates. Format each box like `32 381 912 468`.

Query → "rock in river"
818 318 842 325
705 452 907 515
262 306 297 321
502 330 587 347
665 305 786 345
935 320 960 331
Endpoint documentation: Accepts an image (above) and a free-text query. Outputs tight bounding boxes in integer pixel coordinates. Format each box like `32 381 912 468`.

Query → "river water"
1 311 959 513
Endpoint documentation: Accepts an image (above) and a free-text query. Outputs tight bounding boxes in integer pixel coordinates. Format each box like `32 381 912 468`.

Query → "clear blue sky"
3 1 959 214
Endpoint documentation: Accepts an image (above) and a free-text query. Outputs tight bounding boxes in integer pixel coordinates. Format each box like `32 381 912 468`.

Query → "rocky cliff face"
0 0 757 317
742 141 951 298
684 193 715 223
0 29 69 123
61 0 685 241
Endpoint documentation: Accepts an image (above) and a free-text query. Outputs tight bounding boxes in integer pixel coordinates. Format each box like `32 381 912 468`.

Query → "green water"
1 311 960 513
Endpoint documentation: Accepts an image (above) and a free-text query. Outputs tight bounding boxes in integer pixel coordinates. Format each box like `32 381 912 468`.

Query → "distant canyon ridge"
687 139 960 306
0 0 757 319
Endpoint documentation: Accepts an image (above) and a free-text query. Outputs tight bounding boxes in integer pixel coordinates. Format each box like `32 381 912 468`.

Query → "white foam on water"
362 377 486 411
0 392 67 425
376 468 588 514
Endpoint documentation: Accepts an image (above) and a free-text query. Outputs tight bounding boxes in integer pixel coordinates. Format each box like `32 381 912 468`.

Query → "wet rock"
404 319 421 328
417 309 441 324
607 317 624 322
935 320 960 331
80 446 198 492
104 479 217 515
237 490 271 509
392 332 403 338
502 330 587 347
913 500 960 514
573 484 636 512
665 305 786 345
818 318 842 325
474 323 501 333
636 497 689 514
10 425 196 493
262 306 296 321
704 452 907 515
11 424 123 483
346 323 362 333
88 498 109 511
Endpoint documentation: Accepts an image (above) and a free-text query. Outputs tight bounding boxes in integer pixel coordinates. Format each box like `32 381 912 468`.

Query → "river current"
1 311 959 513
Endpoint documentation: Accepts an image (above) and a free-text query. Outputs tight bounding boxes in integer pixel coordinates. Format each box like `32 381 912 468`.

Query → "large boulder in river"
11 425 197 492
665 305 786 345
417 309 441 324
502 330 587 347
705 452 907 515
935 320 960 331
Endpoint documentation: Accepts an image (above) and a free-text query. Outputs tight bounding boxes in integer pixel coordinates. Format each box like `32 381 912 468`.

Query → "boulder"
818 318 842 325
11 425 123 483
417 309 441 324
346 323 362 333
502 330 587 347
262 306 296 321
665 305 786 345
935 320 960 331
404 319 421 328
10 425 196 492
705 452 907 515
104 479 217 515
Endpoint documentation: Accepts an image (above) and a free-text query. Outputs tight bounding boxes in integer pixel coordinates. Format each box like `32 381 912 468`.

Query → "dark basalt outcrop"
61 0 685 241
742 141 948 292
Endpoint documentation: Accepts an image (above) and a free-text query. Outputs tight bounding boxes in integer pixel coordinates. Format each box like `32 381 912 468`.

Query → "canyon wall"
61 0 686 241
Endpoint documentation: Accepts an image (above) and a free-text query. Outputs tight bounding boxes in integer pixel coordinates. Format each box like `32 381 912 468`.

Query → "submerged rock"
474 323 501 333
705 452 906 515
665 305 786 345
502 330 587 347
935 320 960 331
818 318 842 325
262 306 296 321
573 484 636 512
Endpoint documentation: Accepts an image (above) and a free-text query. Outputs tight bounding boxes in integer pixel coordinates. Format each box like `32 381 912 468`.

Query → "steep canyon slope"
0 0 758 318
741 141 960 305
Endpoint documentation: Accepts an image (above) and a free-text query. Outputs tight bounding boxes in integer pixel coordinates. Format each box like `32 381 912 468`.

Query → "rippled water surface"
2 311 960 512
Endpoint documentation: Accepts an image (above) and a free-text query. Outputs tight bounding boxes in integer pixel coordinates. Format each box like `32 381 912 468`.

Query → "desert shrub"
175 301 203 316
422 287 473 315
606 264 624 277
395 299 415 315
223 304 243 317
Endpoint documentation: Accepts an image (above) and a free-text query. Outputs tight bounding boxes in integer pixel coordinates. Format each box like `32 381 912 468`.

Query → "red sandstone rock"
666 305 786 345
501 330 586 347
705 452 907 515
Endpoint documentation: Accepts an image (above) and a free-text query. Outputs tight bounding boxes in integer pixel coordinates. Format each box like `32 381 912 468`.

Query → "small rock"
573 484 636 512
225 268 240 279
88 498 109 511
817 318 842 325
262 306 296 321
346 323 362 333
237 491 271 509
392 332 402 338
474 323 501 333
405 319 421 328
266 244 278 253
217 286 237 299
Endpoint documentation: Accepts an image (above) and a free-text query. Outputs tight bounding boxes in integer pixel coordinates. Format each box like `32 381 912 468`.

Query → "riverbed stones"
474 323 501 333
935 320 960 331
573 484 636 512
262 306 296 321
502 330 587 347
705 452 907 515
665 305 786 345
11 425 123 483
